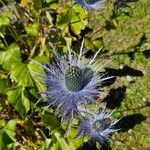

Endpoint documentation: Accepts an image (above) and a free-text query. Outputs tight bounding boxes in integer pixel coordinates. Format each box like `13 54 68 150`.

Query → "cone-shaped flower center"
65 66 83 92
93 119 110 132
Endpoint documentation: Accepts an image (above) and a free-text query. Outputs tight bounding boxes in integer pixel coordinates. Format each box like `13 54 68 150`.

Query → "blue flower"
75 0 105 10
42 42 110 121
77 107 119 144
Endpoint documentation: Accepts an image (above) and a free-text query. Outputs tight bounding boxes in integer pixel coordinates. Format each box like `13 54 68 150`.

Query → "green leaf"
0 43 21 71
10 56 47 92
6 86 30 118
85 37 103 51
0 120 16 150
56 7 71 30
0 10 12 26
28 56 47 92
46 0 56 3
69 128 84 149
42 110 61 132
26 23 39 37
38 139 52 150
0 79 10 93
46 11 53 25
70 5 88 34
51 132 76 150
57 5 88 34
33 0 43 9
10 62 35 87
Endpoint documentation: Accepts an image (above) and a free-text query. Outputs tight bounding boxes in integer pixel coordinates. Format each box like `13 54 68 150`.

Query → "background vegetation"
0 0 150 149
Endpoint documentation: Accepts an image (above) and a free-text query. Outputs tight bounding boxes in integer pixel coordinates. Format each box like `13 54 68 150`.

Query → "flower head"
75 0 105 10
43 42 109 121
77 107 119 144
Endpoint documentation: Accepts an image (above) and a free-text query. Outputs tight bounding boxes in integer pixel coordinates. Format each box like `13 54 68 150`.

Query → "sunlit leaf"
26 23 39 37
20 0 29 7
70 5 88 34
38 139 52 150
57 5 88 34
0 120 16 150
0 10 12 26
46 0 56 3
10 56 47 92
0 43 21 71
51 132 76 150
56 7 70 32
7 86 30 118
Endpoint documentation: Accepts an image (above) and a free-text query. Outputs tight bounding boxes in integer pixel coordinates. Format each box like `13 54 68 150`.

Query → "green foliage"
50 132 76 150
38 132 76 150
0 10 12 26
7 86 30 118
26 23 39 37
57 5 88 35
0 0 150 149
42 110 61 132
0 10 12 40
0 120 16 150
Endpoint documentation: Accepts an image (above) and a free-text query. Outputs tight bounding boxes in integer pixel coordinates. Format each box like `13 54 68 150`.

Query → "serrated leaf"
42 110 60 132
0 120 16 150
0 10 12 26
28 58 47 92
6 86 30 117
26 23 38 37
56 7 70 29
68 128 84 149
0 43 21 70
10 56 47 92
57 5 88 35
10 62 34 87
4 120 16 139
70 6 88 34
51 132 76 150
38 139 52 150
85 37 103 51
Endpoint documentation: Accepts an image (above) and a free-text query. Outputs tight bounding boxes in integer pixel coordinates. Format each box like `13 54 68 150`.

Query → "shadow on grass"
79 141 111 150
102 65 143 86
105 65 143 77
143 49 150 58
116 113 146 132
114 0 140 8
104 86 126 109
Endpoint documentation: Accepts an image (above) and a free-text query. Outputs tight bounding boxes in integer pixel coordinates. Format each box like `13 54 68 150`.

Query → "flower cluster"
42 42 119 144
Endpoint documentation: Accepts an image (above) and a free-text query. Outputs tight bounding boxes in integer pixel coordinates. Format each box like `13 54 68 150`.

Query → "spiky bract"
43 42 108 121
77 108 119 144
75 0 105 10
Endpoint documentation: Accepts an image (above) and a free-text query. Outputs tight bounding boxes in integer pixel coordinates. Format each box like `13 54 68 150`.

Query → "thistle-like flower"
77 107 119 144
75 0 105 10
43 42 110 121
